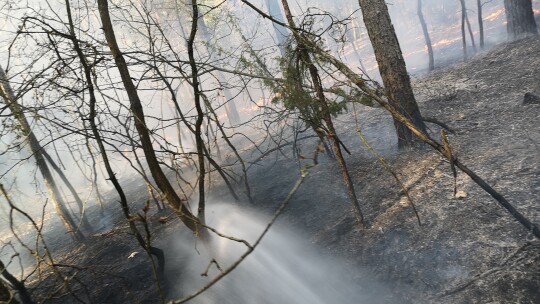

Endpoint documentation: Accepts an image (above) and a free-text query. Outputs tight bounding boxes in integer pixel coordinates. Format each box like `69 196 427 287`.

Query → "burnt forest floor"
14 36 540 303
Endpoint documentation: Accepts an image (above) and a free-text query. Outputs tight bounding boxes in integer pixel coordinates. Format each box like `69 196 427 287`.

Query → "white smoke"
164 203 392 304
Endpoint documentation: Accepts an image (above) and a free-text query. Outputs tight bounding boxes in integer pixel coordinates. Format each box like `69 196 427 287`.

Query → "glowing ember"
432 37 461 48
484 5 539 22
484 9 504 22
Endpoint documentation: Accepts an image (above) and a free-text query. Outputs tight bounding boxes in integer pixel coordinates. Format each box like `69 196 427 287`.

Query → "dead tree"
190 0 216 223
417 0 434 71
64 0 167 284
477 0 485 49
0 65 84 242
97 0 203 234
280 0 365 226
236 0 540 237
458 0 477 60
465 4 477 52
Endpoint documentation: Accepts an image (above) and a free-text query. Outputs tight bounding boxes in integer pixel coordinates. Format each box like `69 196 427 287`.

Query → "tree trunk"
357 0 428 148
477 0 485 49
459 0 469 60
189 0 208 224
97 0 202 234
417 0 434 71
464 3 477 52
266 0 288 56
125 127 165 211
504 0 538 40
64 0 167 288
0 66 84 242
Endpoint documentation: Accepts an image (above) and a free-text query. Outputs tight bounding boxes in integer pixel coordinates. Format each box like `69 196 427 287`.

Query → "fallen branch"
242 0 539 238
423 117 456 134
441 242 535 296
309 39 540 239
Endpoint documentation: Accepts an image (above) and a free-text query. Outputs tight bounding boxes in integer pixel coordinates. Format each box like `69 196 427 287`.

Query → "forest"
0 0 539 303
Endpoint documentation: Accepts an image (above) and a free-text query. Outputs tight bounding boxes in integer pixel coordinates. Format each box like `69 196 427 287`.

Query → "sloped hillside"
246 36 540 303
23 37 539 304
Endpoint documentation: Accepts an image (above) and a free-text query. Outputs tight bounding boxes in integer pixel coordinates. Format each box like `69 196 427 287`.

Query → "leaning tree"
417 0 434 71
0 66 85 242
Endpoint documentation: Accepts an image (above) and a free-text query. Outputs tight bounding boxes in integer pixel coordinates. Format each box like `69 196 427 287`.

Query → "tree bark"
64 1 167 290
464 2 477 52
504 0 538 40
417 0 434 71
477 0 485 49
0 66 84 242
97 0 202 234
357 0 428 148
189 0 208 224
459 0 469 60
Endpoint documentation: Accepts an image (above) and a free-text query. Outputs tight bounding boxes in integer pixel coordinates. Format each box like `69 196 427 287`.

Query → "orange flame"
484 7 539 22
484 8 505 22
432 37 461 48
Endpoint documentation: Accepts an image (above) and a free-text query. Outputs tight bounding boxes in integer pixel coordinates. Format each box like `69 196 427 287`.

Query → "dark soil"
9 37 540 304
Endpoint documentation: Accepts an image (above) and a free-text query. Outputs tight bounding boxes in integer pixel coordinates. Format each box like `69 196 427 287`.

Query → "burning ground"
4 36 540 303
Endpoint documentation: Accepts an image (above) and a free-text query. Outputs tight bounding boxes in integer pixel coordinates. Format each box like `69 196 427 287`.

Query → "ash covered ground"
8 37 540 303
245 36 540 304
